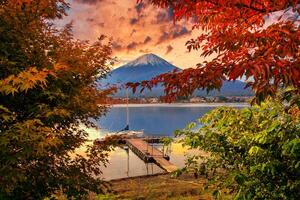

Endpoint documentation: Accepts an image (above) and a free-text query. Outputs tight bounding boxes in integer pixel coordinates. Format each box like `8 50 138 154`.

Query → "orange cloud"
57 0 209 69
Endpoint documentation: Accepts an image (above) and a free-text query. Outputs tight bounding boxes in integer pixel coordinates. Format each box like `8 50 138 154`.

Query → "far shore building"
148 97 159 103
189 97 206 103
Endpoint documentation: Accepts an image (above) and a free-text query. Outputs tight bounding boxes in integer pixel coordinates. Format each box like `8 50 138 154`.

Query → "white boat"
117 130 144 138
116 88 144 138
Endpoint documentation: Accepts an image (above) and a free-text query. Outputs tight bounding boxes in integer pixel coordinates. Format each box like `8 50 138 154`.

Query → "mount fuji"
102 53 180 84
101 54 252 97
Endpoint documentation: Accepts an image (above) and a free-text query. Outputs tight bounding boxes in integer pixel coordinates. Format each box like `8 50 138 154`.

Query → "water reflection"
100 147 165 180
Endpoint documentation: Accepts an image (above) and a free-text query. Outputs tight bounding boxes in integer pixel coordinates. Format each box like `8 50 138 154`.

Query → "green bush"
177 99 300 199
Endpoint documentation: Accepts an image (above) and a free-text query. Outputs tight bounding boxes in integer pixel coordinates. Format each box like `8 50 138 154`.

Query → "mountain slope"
102 53 180 84
100 54 252 97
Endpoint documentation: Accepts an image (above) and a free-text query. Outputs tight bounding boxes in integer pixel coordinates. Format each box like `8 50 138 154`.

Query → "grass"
48 173 233 199
99 173 217 200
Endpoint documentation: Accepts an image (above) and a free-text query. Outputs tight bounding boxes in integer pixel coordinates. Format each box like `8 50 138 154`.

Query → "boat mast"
126 87 129 129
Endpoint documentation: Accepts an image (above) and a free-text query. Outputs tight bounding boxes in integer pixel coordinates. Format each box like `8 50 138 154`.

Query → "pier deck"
125 138 178 173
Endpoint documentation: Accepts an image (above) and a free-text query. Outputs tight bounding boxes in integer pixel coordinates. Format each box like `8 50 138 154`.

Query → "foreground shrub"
177 99 300 199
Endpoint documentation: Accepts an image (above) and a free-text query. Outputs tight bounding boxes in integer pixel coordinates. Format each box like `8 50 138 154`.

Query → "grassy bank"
97 174 216 200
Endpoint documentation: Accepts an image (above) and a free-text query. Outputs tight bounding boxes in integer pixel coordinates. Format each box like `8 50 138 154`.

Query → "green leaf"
248 146 264 156
187 122 197 129
234 174 246 185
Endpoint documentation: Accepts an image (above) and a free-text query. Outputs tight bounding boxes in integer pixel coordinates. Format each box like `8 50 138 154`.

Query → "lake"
95 103 248 137
86 103 248 180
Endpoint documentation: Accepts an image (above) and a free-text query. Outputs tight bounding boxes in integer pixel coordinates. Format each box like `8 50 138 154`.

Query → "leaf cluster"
0 0 115 199
177 99 300 199
132 0 300 103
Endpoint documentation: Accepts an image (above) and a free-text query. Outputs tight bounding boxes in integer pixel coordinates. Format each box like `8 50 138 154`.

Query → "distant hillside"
99 54 253 97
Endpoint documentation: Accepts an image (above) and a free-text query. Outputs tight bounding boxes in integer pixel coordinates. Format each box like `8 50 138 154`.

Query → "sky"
58 0 208 69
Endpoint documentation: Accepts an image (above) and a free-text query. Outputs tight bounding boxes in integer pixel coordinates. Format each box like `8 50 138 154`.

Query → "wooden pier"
125 138 178 173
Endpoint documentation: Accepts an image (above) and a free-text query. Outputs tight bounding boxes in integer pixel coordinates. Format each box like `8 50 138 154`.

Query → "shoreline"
111 102 249 108
108 172 168 182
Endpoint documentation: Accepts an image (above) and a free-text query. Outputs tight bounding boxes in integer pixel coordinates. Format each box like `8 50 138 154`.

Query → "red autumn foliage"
128 0 300 102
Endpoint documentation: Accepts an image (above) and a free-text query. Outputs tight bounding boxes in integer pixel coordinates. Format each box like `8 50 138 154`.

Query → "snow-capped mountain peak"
125 53 171 67
100 53 179 85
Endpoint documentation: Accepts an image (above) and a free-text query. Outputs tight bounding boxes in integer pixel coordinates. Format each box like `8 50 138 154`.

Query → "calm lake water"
87 103 248 180
96 103 248 137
